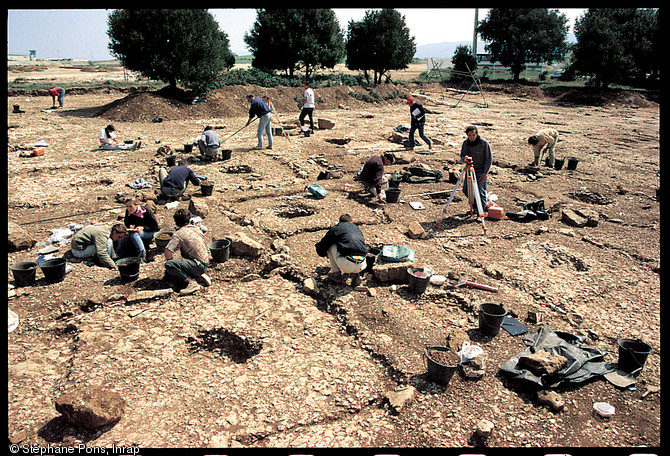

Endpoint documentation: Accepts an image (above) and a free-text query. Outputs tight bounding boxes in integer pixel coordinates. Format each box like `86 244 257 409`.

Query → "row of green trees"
107 8 659 94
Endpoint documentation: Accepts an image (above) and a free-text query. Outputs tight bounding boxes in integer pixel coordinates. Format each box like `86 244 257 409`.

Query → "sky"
7 8 588 61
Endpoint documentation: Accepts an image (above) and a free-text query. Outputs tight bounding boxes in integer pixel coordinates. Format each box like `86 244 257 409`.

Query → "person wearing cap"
197 125 220 160
48 86 65 108
357 152 395 203
406 97 432 151
245 94 273 150
99 124 140 150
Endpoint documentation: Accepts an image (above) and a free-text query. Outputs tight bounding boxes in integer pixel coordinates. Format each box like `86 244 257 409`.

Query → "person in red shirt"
48 87 65 108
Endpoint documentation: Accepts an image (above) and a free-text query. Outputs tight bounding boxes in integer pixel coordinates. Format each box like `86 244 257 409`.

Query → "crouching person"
163 208 212 295
315 214 367 286
70 223 127 269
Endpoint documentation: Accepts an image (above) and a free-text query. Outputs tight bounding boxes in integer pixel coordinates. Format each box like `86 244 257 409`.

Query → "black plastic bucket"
567 157 579 170
424 346 459 385
166 155 176 167
154 231 173 252
389 178 401 188
386 187 401 203
407 267 432 294
221 149 232 160
209 238 231 263
554 158 565 170
184 143 193 153
478 303 507 336
39 258 67 284
201 183 214 196
117 257 140 282
10 261 37 287
617 338 652 374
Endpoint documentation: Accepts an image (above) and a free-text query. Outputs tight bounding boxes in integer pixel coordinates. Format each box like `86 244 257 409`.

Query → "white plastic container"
593 402 615 418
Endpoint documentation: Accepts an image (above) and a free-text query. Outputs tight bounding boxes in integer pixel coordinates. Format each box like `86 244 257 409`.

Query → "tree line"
107 8 660 94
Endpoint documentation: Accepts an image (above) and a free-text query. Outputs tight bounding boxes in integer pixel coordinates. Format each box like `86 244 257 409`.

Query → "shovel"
221 117 258 145
450 274 498 292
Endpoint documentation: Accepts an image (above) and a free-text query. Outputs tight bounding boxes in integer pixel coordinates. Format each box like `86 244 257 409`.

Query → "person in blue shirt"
246 94 273 150
158 163 201 198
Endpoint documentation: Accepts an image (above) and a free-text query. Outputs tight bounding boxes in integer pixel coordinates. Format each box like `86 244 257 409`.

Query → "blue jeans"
117 230 154 257
165 258 207 283
409 122 431 148
256 113 273 148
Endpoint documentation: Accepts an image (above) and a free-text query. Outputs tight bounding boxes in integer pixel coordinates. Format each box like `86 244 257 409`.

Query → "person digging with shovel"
246 94 273 150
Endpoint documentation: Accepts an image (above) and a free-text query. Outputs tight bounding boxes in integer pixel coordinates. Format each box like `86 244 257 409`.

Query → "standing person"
357 152 395 203
163 208 212 295
70 223 127 269
158 162 201 198
299 82 315 132
48 86 65 108
528 128 560 167
120 197 159 263
315 214 367 286
99 124 139 150
246 94 273 150
406 97 432 151
198 125 220 161
460 126 493 213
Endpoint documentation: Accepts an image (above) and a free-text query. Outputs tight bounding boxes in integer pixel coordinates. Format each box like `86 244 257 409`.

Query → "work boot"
197 273 211 287
179 279 201 296
350 273 362 287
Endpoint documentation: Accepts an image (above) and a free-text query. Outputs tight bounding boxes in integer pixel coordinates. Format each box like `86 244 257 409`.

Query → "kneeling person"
164 208 212 295
315 214 367 286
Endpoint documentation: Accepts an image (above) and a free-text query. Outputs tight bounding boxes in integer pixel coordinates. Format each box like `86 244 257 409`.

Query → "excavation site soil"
7 64 660 450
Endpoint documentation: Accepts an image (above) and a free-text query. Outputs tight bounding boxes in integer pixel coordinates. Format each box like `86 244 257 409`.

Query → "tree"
477 8 569 82
107 9 235 93
244 9 345 80
346 9 416 84
572 9 635 89
451 44 477 77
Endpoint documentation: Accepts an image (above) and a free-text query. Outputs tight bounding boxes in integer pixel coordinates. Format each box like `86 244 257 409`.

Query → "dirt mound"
96 84 406 122
551 88 657 107
484 83 546 100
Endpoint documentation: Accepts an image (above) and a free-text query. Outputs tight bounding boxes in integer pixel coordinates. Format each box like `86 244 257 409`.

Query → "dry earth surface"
7 63 661 452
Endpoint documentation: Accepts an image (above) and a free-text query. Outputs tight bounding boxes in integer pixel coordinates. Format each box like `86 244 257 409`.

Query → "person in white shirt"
99 124 139 150
299 82 316 131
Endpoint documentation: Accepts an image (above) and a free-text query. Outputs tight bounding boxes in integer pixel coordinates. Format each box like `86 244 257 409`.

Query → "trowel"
448 274 498 292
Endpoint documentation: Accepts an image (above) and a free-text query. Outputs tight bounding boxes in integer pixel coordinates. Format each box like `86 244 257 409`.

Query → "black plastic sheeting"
500 325 615 388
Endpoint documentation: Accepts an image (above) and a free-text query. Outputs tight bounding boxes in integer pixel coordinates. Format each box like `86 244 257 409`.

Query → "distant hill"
415 41 486 59
416 34 576 59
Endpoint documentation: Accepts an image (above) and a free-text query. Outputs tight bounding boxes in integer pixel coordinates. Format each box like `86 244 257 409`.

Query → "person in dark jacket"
119 197 160 262
158 163 201 198
358 152 395 203
406 97 432 151
246 94 273 150
460 125 493 212
315 214 368 286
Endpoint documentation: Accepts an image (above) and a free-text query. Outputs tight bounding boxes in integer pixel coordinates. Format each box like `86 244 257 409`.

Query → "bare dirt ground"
7 63 660 452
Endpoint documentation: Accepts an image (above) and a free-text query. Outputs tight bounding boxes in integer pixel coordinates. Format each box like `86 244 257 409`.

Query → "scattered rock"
385 385 416 415
406 221 427 239
518 350 568 376
317 118 335 129
54 386 126 429
475 419 495 438
538 390 565 412
8 222 36 252
302 277 319 296
229 232 264 257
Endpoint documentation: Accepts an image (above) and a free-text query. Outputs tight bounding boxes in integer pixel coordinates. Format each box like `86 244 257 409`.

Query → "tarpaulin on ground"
500 325 614 388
